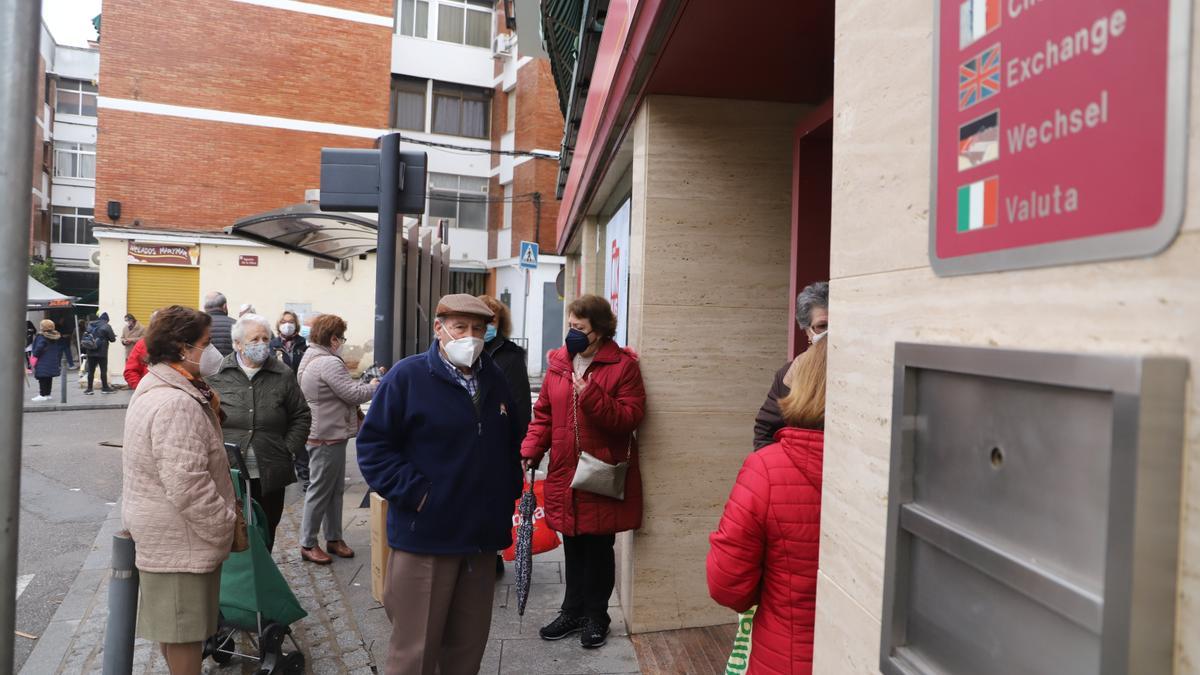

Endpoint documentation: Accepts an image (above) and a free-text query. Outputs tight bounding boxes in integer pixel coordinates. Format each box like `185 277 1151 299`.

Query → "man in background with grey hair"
752 281 829 449
204 290 236 356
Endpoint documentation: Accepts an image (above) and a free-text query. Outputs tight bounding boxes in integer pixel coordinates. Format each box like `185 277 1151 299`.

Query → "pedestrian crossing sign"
519 241 539 270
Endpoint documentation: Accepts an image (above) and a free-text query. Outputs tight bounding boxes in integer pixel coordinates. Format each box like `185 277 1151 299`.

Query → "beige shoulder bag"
568 385 632 500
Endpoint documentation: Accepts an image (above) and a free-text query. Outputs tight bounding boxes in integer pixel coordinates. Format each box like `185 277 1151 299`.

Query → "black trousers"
248 478 286 553
561 533 616 625
86 356 109 391
37 377 52 397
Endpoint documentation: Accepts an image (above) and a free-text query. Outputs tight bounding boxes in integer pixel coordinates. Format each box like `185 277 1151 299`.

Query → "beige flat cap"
435 293 495 320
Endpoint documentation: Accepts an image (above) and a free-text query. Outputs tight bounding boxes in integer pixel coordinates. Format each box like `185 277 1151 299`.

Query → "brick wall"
514 59 564 153
98 0 392 128
96 0 394 233
95 110 376 231
309 0 394 15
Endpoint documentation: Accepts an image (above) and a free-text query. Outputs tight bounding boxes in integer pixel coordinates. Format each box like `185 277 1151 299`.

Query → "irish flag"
960 0 1001 49
957 177 998 232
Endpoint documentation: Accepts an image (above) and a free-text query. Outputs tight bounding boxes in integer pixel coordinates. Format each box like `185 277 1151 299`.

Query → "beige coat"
297 345 377 442
122 363 236 573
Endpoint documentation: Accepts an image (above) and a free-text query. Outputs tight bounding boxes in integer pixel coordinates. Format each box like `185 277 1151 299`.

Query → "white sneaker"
31 395 50 402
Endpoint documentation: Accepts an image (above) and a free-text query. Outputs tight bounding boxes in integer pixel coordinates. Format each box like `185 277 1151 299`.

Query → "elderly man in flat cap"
357 293 525 675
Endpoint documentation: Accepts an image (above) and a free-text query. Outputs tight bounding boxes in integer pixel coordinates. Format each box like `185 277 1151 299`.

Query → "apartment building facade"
390 0 564 371
92 0 395 375
29 24 100 305
92 0 564 377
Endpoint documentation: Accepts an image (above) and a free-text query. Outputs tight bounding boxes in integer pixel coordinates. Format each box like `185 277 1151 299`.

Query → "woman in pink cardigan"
122 306 237 674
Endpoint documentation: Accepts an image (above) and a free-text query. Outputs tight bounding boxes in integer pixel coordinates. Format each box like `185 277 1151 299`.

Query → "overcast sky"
42 0 102 47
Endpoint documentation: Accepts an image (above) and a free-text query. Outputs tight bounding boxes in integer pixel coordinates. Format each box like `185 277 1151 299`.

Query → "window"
437 0 493 48
391 76 427 131
399 0 429 37
54 142 96 179
56 79 97 116
432 82 490 138
51 206 96 245
429 173 489 230
450 270 488 296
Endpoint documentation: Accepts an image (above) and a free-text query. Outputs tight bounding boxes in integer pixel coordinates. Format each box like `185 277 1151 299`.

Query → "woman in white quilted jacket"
121 305 237 674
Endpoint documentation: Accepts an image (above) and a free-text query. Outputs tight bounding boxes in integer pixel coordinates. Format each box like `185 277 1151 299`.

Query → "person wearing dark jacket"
268 310 307 374
477 295 532 575
54 312 77 368
204 291 236 356
31 320 67 401
208 314 312 551
84 312 117 395
357 294 523 675
752 281 828 449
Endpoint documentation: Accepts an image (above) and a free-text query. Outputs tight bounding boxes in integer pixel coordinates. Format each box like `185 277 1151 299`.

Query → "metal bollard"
59 352 67 404
102 532 138 675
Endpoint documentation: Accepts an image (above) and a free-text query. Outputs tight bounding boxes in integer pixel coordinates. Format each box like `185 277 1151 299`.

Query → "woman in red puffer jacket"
521 294 645 650
707 337 827 674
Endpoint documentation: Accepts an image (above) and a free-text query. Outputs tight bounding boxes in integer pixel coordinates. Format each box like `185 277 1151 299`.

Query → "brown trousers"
383 549 495 675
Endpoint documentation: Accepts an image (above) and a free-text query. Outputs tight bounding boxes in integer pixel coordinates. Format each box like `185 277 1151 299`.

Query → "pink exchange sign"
931 0 1190 276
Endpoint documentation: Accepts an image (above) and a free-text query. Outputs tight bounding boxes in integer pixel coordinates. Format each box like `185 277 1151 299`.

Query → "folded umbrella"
514 469 537 616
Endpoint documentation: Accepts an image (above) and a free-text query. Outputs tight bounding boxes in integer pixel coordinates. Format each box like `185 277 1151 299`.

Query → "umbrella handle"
526 467 537 490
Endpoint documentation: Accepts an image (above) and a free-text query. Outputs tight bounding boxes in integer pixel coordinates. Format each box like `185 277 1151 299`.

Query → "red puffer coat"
707 427 824 675
521 340 645 536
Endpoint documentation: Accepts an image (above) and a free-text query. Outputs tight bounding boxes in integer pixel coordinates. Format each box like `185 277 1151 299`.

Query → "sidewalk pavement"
21 441 641 674
22 370 132 414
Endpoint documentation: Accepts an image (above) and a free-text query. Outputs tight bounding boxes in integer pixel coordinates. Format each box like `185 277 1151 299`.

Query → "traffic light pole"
0 0 42 669
374 133 400 369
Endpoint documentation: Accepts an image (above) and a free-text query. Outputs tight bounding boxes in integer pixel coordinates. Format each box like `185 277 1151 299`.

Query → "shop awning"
27 276 78 311
226 204 380 262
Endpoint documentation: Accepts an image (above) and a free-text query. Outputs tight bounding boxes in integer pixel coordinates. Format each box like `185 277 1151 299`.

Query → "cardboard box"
370 492 390 604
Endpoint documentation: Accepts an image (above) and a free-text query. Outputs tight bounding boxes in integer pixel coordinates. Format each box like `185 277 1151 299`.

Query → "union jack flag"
959 45 1001 111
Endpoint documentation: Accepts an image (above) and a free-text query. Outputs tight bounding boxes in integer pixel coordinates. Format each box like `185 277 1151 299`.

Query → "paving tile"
478 638 502 674
522 583 567 609
496 635 639 675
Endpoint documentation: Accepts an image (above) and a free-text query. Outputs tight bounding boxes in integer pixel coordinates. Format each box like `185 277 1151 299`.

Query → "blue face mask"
299 324 311 340
565 328 592 356
484 325 498 343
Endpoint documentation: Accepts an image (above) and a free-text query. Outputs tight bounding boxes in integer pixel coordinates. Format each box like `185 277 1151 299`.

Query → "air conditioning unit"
88 249 101 268
492 33 513 57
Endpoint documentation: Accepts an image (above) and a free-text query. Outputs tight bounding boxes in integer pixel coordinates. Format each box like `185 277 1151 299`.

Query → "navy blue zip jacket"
357 341 524 555
31 334 66 378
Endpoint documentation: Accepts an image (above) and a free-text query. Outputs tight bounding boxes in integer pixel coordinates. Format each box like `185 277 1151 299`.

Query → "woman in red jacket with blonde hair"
707 337 827 674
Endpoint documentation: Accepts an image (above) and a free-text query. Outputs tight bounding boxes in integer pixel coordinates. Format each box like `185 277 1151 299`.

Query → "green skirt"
136 567 222 643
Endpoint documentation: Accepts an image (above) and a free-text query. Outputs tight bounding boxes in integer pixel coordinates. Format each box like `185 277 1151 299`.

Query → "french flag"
960 0 1001 49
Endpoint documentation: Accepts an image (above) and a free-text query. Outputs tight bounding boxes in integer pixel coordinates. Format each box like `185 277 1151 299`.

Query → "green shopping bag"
725 606 756 674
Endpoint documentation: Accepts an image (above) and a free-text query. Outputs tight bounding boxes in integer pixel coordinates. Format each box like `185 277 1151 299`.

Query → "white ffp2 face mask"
440 327 484 368
810 330 828 344
192 343 224 378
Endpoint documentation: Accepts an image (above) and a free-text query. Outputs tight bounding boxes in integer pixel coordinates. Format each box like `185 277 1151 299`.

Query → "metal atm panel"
879 344 1188 675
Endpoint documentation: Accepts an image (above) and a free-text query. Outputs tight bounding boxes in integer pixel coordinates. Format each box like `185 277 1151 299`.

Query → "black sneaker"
83 389 94 395
580 618 610 649
100 388 115 394
539 613 583 641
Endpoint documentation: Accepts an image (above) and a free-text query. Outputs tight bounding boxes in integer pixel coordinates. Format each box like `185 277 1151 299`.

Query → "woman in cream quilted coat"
122 305 237 674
